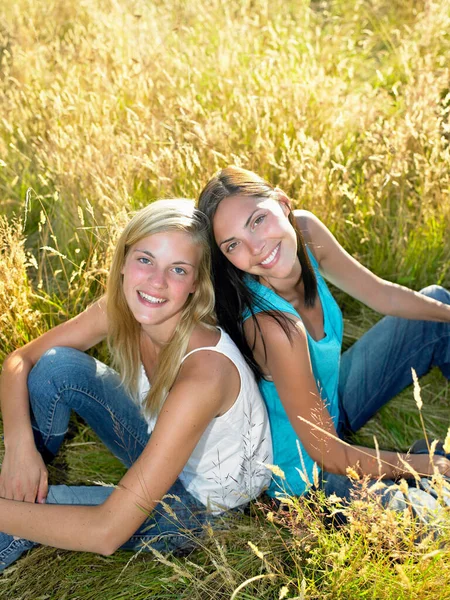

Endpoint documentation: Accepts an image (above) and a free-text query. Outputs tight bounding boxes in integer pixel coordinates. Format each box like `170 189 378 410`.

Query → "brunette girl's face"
121 231 200 334
212 194 298 281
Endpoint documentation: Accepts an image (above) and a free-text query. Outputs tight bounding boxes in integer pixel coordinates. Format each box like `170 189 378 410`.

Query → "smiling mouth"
260 243 280 266
138 291 167 304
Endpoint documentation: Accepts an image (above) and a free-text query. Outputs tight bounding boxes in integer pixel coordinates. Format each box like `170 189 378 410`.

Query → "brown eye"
253 214 266 227
226 241 239 253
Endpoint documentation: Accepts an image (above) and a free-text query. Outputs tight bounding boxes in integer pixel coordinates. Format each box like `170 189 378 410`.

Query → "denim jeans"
0 347 214 572
322 285 450 503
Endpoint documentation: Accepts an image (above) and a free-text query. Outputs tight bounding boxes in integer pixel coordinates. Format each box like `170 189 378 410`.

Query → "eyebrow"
133 249 195 267
218 209 260 248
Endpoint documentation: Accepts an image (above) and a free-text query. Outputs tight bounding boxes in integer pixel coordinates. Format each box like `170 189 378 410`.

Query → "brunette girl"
198 166 450 503
0 199 271 570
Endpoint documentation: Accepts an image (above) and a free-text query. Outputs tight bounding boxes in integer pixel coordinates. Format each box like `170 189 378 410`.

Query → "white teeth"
261 245 279 265
138 291 166 304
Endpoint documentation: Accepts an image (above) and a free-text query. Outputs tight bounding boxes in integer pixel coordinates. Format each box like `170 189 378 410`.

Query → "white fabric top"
137 328 272 513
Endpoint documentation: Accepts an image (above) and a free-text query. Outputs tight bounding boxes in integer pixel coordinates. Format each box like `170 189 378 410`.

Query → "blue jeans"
0 347 214 572
323 285 450 503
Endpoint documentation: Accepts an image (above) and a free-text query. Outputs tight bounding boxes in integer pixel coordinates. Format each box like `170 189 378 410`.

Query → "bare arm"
0 298 108 503
0 351 234 555
296 210 450 322
246 314 450 480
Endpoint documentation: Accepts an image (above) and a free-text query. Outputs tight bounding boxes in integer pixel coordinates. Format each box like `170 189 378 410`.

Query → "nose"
148 268 167 289
248 236 266 256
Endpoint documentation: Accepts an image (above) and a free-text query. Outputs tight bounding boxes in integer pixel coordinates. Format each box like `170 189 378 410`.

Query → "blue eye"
138 256 151 264
172 267 187 275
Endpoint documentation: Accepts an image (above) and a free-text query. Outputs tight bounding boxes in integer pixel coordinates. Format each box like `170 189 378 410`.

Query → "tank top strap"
181 328 232 364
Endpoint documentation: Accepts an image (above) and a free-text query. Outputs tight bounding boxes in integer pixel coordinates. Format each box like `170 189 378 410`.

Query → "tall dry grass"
1 0 449 282
1 0 450 598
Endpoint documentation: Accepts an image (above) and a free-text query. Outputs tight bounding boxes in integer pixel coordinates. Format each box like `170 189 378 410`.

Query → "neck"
140 320 178 350
259 257 302 298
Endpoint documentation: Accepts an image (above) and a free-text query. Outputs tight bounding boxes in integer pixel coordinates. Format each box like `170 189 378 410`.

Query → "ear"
274 187 291 215
190 280 197 294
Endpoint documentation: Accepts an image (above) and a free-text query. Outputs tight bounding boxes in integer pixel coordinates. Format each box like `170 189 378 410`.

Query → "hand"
411 453 450 478
0 441 48 503
431 455 450 478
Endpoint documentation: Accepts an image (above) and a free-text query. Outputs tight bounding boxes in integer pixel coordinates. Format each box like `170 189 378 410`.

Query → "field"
1 0 450 598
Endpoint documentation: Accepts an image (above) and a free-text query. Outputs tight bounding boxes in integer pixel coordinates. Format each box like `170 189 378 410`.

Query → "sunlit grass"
1 0 449 597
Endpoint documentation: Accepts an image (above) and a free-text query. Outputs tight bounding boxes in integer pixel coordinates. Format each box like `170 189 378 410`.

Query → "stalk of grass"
0 0 449 598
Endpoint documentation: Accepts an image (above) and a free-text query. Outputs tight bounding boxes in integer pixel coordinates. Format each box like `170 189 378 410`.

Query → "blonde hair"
106 199 215 416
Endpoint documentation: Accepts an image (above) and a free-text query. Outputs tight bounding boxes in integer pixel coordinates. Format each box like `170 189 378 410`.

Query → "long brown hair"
198 166 317 380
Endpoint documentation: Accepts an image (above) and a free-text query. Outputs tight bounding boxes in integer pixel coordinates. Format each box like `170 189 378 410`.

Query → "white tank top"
137 328 272 513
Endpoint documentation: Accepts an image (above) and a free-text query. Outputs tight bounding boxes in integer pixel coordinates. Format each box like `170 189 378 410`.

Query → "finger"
24 486 38 503
12 481 25 502
37 470 49 504
4 483 15 501
23 477 40 503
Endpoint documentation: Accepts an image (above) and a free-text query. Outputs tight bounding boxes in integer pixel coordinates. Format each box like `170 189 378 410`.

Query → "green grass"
1 0 450 597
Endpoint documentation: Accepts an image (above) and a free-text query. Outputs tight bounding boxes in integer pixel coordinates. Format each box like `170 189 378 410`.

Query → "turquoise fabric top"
243 248 344 497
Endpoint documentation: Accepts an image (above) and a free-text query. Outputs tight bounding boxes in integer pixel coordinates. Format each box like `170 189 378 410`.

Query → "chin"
265 262 293 279
130 308 158 324
133 315 152 326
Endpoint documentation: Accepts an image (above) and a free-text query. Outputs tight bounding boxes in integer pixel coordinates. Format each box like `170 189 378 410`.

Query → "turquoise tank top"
243 248 343 497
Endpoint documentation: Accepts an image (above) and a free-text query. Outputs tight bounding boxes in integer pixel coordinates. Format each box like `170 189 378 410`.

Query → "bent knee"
420 285 450 304
28 347 89 394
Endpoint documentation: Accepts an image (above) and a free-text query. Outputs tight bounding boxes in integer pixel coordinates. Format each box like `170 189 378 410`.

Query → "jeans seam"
43 385 148 453
0 538 34 560
351 331 450 429
43 390 68 447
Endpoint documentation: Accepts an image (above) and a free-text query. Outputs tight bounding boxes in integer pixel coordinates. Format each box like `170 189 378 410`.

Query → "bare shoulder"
186 323 221 352
184 325 237 381
244 311 308 371
257 311 306 343
177 327 241 413
293 208 317 235
293 209 332 264
181 345 235 380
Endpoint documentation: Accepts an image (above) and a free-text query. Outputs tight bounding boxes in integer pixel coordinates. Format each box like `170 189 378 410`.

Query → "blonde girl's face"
121 230 201 334
212 194 298 282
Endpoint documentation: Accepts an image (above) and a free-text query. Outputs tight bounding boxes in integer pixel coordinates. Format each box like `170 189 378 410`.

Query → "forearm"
0 352 35 447
293 398 427 481
379 282 450 321
0 498 115 555
322 441 440 480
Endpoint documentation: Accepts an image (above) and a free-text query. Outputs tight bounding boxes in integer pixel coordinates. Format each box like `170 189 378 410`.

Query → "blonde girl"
0 199 271 570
